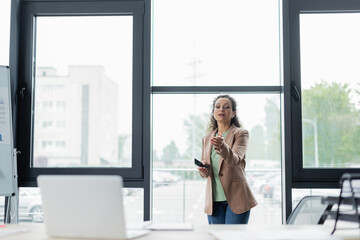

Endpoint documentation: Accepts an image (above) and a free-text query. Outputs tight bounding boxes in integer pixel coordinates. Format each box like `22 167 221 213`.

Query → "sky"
35 16 133 139
152 0 281 86
36 16 133 84
300 13 360 106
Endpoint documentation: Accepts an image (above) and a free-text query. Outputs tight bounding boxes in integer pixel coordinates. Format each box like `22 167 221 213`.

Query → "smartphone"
194 158 209 169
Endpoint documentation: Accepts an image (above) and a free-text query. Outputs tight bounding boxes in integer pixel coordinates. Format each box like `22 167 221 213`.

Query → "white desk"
1 224 359 240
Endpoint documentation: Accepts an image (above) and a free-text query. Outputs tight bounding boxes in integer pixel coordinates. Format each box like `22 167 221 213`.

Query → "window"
152 0 283 224
13 0 149 185
0 197 5 223
152 94 282 224
292 188 340 210
42 101 53 111
41 121 53 129
300 13 360 168
3 187 144 224
11 0 360 225
33 16 132 168
152 0 280 86
287 0 360 186
56 121 66 129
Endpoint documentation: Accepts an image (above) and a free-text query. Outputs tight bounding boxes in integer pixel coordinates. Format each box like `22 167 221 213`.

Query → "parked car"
153 171 181 187
123 188 141 196
252 171 280 193
0 188 43 223
260 175 281 198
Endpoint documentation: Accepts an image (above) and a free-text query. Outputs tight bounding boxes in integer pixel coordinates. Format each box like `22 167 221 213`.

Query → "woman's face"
213 98 236 126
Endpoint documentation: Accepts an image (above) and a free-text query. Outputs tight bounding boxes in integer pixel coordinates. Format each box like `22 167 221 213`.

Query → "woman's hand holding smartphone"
195 158 209 177
194 158 209 169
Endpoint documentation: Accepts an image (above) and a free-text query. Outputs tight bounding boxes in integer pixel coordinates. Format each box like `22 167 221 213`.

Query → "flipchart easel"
0 65 19 223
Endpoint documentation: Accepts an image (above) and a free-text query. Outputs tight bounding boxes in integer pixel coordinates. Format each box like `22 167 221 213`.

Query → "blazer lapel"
218 124 236 171
205 129 216 165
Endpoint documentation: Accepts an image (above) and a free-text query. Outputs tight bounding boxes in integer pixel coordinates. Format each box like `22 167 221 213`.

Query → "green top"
211 129 229 202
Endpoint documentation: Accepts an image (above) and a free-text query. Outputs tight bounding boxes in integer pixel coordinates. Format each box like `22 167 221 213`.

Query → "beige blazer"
200 124 258 215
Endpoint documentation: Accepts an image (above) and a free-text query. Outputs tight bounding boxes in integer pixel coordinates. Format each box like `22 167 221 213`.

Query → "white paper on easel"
0 87 10 145
0 66 16 197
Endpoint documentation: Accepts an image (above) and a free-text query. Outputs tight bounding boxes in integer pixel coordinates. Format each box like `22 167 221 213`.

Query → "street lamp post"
302 118 319 167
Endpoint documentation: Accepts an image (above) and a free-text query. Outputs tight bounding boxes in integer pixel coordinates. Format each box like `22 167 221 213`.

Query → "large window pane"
291 189 342 226
300 14 360 168
10 187 142 224
123 188 144 225
33 16 133 168
0 188 44 223
0 197 4 223
152 0 280 86
152 94 281 225
18 188 43 223
0 0 11 65
292 189 340 210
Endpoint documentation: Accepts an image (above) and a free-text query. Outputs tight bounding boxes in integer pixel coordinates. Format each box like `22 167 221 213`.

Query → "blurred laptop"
37 175 149 239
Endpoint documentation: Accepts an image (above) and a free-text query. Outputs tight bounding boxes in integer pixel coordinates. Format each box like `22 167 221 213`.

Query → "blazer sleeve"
215 129 249 168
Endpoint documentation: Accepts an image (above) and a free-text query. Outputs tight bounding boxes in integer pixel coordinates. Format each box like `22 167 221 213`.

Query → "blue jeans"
207 201 250 224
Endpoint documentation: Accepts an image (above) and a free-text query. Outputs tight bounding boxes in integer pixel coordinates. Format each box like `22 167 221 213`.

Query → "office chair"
287 196 333 225
331 173 360 234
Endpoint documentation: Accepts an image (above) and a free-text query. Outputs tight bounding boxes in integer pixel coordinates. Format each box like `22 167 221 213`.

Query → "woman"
198 94 257 224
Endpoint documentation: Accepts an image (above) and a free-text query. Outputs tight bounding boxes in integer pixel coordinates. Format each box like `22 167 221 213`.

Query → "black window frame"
15 0 360 224
11 0 151 197
285 0 360 189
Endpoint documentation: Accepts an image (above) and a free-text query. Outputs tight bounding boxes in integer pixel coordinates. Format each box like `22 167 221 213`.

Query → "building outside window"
33 66 120 168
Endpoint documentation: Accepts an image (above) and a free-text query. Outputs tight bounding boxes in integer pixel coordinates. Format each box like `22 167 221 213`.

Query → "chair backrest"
341 173 360 198
287 196 331 225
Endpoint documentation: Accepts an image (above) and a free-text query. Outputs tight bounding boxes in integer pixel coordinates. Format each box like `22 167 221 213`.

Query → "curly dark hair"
208 94 242 132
